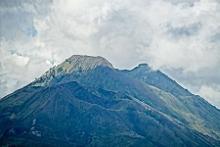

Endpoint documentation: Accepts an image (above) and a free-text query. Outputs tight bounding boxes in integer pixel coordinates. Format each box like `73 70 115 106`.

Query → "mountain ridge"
0 55 219 146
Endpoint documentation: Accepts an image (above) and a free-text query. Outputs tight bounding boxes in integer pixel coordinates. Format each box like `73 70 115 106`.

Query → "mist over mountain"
0 55 220 146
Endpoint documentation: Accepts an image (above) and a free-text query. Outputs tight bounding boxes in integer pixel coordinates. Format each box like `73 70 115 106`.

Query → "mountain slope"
123 63 220 140
0 55 220 146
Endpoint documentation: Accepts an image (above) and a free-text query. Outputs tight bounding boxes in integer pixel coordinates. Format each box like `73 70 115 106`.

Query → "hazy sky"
0 0 220 108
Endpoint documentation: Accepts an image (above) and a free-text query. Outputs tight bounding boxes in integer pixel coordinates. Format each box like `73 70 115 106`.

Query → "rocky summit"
0 55 220 146
33 55 113 86
59 55 113 72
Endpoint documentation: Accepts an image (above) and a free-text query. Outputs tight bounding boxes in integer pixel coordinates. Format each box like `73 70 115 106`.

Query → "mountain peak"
33 55 113 86
137 63 151 69
131 63 152 72
59 55 113 72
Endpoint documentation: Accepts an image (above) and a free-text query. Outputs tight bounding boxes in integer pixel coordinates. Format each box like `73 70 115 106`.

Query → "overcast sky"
0 0 220 108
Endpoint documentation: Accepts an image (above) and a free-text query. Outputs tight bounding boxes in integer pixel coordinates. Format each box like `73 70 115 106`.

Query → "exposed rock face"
33 55 113 86
59 55 113 73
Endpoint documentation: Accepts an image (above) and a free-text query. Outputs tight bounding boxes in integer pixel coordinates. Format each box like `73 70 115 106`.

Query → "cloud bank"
0 0 220 108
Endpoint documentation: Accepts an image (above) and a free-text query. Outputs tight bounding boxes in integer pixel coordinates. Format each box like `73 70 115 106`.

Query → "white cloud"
199 85 220 109
10 54 30 67
0 0 220 108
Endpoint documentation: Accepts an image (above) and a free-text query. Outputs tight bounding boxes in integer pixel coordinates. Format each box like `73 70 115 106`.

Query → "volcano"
0 55 220 146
